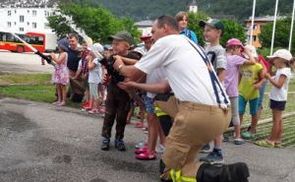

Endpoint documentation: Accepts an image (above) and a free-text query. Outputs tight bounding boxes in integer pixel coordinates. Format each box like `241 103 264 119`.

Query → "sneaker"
115 139 126 151
199 149 224 164
234 138 245 145
99 107 105 114
135 141 146 149
135 146 148 154
200 144 211 153
156 144 165 154
101 138 110 151
197 162 250 182
88 109 100 114
136 150 156 160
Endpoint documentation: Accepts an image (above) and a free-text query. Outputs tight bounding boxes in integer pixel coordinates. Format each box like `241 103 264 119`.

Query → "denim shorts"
257 81 268 109
89 83 98 99
270 99 286 111
239 95 259 116
144 96 155 113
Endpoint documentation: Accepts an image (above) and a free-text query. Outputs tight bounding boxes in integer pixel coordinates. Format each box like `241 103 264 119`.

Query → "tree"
260 18 295 54
220 19 246 46
47 3 140 43
188 11 209 45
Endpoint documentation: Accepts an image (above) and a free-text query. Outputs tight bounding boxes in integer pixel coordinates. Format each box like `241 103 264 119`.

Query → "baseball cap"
267 49 293 61
140 32 152 41
199 19 224 31
109 31 134 45
226 38 244 48
88 43 104 60
57 37 69 52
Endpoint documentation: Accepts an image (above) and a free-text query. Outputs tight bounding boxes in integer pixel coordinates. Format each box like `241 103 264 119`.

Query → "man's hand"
113 56 124 71
117 81 136 90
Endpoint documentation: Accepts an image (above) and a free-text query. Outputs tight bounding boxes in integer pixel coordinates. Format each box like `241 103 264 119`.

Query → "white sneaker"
156 144 165 154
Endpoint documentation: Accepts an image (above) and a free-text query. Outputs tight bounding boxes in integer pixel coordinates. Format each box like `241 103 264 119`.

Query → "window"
8 10 11 16
44 10 50 17
27 22 30 26
28 36 44 45
19 27 24 32
32 10 37 16
19 15 24 23
253 35 257 41
14 22 16 25
27 10 30 13
32 22 37 29
7 22 11 27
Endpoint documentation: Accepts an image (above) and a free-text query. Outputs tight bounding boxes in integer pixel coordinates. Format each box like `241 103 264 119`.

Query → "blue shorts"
144 96 155 113
239 95 259 116
257 81 268 109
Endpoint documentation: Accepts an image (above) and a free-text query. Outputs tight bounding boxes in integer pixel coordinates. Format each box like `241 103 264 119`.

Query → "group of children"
51 40 106 115
50 14 294 165
194 18 294 165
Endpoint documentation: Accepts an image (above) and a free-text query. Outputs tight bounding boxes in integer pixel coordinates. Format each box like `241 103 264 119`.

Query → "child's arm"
72 60 82 79
265 73 287 89
217 68 226 82
243 48 256 65
254 68 266 89
88 57 96 70
50 52 67 65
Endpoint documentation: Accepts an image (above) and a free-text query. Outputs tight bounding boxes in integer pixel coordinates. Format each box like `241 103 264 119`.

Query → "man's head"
109 31 133 55
175 11 189 31
151 15 179 42
199 19 224 43
140 32 153 50
68 33 79 50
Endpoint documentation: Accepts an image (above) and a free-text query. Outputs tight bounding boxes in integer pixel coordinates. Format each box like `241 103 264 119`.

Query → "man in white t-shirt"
113 16 249 182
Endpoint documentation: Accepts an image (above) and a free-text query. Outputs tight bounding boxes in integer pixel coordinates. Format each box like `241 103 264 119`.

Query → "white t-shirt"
88 58 102 84
146 67 167 98
269 67 292 101
135 34 229 106
205 44 227 71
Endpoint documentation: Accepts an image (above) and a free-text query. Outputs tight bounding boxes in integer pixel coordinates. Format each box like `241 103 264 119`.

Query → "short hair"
68 33 79 40
175 11 188 22
156 15 179 31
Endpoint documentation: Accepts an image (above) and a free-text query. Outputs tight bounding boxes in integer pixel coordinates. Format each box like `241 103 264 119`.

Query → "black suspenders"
186 40 229 106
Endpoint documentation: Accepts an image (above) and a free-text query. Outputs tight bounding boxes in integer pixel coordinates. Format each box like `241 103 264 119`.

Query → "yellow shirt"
238 63 263 100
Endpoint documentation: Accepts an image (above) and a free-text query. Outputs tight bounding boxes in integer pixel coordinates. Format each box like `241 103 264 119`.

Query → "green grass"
0 84 56 102
0 73 80 108
0 73 52 85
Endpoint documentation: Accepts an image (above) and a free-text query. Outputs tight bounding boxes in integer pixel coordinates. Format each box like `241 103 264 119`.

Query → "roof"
245 15 287 23
135 20 154 27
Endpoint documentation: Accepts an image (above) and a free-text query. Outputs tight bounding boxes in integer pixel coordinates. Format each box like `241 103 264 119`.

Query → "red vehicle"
0 31 56 53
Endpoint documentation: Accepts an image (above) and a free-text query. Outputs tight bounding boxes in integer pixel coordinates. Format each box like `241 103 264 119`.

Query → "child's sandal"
255 139 275 148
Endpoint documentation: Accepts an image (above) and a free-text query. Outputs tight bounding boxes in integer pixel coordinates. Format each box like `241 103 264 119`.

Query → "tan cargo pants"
162 101 231 178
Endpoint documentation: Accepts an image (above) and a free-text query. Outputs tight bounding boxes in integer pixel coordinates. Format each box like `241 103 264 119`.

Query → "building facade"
245 16 285 48
0 7 56 34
